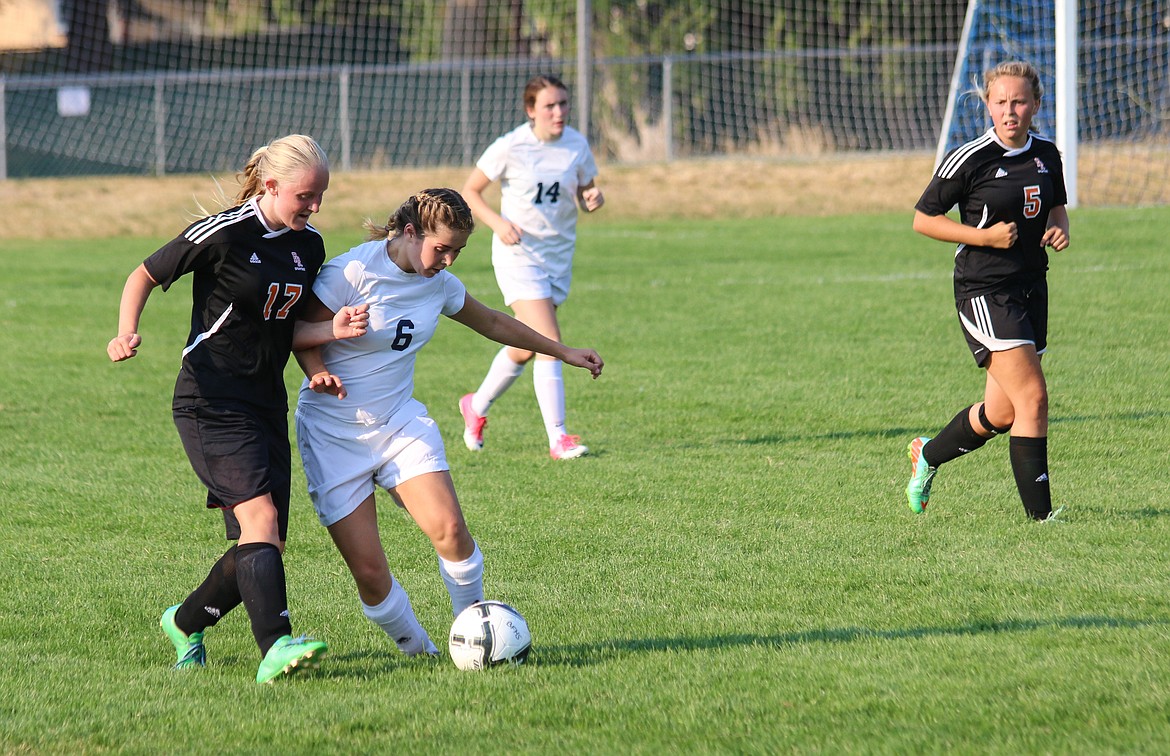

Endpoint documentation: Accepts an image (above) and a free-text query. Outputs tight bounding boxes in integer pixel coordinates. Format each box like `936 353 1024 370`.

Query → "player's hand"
563 348 604 379
1041 225 1069 251
494 219 523 247
309 371 347 400
107 333 142 362
333 304 369 340
580 186 605 212
985 221 1018 249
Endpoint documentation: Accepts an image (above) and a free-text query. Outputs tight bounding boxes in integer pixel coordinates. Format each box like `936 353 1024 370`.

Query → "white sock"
361 576 438 656
438 542 484 617
472 348 525 416
534 358 567 445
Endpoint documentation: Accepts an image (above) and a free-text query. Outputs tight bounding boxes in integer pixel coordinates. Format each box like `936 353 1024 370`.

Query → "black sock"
1009 436 1052 520
923 405 991 467
235 542 293 656
176 545 242 635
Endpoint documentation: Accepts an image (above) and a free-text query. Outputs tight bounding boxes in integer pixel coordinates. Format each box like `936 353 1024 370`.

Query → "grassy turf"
2 207 1169 753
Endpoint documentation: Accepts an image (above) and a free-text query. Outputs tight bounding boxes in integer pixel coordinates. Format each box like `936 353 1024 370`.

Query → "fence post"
461 66 472 166
576 0 591 140
153 76 166 176
663 56 673 162
339 67 352 172
1 77 7 180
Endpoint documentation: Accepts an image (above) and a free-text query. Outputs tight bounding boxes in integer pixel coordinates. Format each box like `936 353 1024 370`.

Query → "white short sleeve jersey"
296 240 467 431
476 123 598 279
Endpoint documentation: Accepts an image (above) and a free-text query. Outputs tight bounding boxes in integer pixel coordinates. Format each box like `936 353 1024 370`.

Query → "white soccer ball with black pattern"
448 600 532 670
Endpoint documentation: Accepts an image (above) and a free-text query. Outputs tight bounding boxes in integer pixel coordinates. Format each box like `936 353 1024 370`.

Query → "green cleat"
906 436 937 514
256 634 328 684
160 604 206 669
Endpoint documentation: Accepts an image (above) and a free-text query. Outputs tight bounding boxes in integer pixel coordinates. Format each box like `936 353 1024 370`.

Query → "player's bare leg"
983 347 1046 437
394 472 484 615
327 494 437 656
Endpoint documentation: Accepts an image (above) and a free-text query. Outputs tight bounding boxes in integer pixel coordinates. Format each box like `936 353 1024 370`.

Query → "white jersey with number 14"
475 122 598 280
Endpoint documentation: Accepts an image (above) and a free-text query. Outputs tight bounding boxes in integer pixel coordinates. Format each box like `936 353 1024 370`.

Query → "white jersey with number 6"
476 122 598 281
296 240 467 431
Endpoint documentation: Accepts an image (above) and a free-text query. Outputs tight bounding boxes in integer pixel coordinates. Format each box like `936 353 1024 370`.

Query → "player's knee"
1020 383 1048 417
350 557 390 594
431 520 474 558
507 346 535 364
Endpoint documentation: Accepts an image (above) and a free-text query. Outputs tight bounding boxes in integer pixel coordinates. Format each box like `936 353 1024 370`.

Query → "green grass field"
2 207 1169 753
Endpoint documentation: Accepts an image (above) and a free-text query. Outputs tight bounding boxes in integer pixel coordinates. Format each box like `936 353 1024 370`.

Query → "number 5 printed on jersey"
1022 185 1041 219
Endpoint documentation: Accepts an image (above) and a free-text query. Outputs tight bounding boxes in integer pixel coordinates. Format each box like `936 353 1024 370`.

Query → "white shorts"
296 406 449 527
494 261 571 307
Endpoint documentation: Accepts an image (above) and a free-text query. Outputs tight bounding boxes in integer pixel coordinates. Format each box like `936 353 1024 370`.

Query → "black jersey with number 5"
143 198 326 412
916 129 1067 299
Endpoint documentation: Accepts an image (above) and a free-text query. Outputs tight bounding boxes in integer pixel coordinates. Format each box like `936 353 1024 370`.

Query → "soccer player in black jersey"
108 134 368 682
905 61 1070 521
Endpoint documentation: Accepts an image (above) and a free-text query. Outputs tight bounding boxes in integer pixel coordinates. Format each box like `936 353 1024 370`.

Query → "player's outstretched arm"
107 264 159 362
449 294 603 379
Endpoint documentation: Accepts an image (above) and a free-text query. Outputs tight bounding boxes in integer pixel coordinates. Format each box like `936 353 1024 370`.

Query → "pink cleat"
459 393 487 451
549 434 589 460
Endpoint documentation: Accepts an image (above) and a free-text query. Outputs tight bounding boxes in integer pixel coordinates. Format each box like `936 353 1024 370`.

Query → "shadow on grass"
736 427 919 446
533 615 1167 668
736 410 1170 447
1114 507 1170 520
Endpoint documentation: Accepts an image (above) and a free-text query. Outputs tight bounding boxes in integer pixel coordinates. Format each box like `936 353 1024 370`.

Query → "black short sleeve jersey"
143 198 326 412
915 129 1067 298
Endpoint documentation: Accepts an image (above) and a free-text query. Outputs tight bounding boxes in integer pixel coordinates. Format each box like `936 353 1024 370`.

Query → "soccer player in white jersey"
293 189 603 657
459 74 606 460
108 135 369 683
906 61 1070 520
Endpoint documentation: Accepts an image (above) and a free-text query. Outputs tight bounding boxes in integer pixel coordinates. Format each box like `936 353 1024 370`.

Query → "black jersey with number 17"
915 129 1067 299
143 198 326 412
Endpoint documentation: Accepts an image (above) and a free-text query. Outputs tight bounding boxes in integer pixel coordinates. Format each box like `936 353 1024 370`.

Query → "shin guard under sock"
235 542 293 656
362 577 438 656
176 545 242 635
438 542 485 617
1009 436 1052 520
923 405 991 467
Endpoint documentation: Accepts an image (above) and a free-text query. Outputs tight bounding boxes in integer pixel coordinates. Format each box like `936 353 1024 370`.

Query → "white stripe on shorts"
960 297 1033 353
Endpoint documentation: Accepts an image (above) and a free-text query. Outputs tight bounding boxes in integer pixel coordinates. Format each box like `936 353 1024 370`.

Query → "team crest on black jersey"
291 251 306 271
1034 158 1049 174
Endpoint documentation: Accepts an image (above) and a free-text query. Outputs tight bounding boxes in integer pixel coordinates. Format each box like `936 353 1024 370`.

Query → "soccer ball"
448 600 532 670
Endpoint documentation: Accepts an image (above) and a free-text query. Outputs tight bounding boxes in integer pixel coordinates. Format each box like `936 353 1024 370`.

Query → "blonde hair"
234 134 329 205
363 188 475 241
982 60 1043 102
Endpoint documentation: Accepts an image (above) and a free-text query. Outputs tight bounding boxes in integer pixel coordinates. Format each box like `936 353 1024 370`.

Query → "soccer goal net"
1 1 1166 207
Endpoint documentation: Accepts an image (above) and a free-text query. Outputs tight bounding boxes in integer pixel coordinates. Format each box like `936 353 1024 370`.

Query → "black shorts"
956 279 1048 368
173 402 291 541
